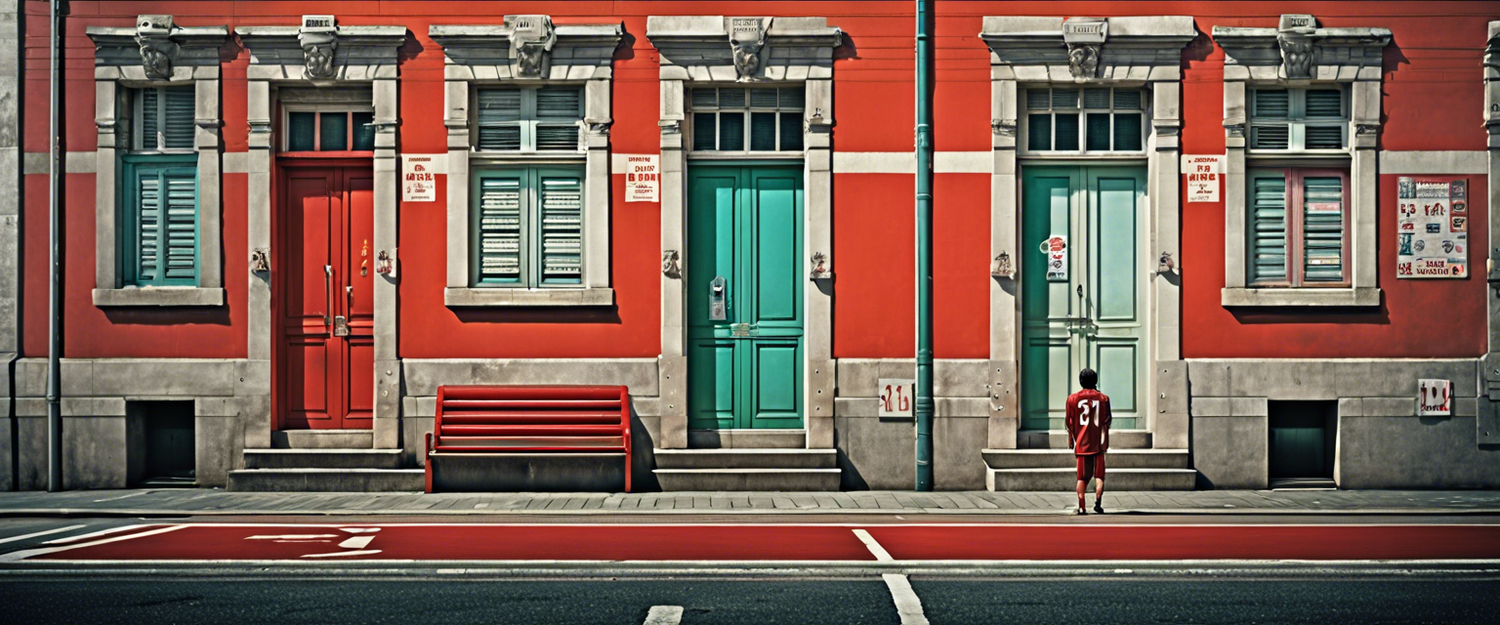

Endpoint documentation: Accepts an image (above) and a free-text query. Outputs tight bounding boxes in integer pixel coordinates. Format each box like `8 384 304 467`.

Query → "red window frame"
1253 167 1352 288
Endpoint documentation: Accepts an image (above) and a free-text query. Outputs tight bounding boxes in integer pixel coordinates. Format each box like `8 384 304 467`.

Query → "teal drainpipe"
914 0 934 491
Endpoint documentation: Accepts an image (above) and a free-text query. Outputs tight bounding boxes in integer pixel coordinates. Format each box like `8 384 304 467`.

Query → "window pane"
1112 89 1142 111
351 112 375 150
140 89 160 149
691 88 718 109
476 88 523 123
1083 88 1111 109
779 112 803 151
1025 89 1050 111
1085 113 1111 151
750 88 779 108
1113 113 1142 151
1304 125 1344 149
1250 124 1290 150
719 112 745 151
1027 114 1051 151
750 112 777 151
1249 175 1288 284
477 126 522 151
693 113 717 151
1053 114 1079 150
535 123 580 151
161 87 196 149
536 86 582 120
1051 88 1079 109
1302 176 1345 283
1253 90 1290 118
287 112 317 151
719 88 746 109
779 87 804 109
319 112 348 151
1304 89 1343 118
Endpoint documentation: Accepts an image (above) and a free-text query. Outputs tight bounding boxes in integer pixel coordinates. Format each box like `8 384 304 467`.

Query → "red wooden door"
281 167 375 430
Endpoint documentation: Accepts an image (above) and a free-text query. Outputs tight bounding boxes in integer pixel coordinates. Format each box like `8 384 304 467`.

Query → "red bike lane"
18 523 1500 562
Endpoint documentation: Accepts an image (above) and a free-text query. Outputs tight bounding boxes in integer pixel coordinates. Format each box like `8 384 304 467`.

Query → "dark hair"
1079 368 1098 389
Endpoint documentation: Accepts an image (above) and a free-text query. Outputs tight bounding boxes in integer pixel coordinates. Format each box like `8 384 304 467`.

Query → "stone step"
227 468 424 492
688 429 806 449
243 449 405 470
1019 430 1152 450
272 429 374 449
654 449 836 470
982 448 1190 470
987 467 1197 491
654 468 842 492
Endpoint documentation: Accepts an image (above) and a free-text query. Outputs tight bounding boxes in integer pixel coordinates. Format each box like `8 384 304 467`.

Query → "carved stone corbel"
135 15 178 81
1277 14 1317 80
298 15 339 80
508 15 557 78
1062 18 1106 81
729 17 771 81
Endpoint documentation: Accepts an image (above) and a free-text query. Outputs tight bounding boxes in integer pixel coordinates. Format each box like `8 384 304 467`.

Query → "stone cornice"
646 16 843 80
1212 16 1390 82
236 24 407 67
429 18 623 80
429 22 624 57
86 19 228 70
980 16 1196 82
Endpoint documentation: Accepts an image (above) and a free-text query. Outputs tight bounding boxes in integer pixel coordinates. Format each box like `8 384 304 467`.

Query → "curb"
3 507 1499 518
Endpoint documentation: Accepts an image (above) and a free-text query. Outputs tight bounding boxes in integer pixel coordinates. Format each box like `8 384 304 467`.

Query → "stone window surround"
646 16 843 450
1214 17 1392 308
430 20 624 308
980 15 1198 451
85 20 228 307
237 22 407 449
1485 21 1500 426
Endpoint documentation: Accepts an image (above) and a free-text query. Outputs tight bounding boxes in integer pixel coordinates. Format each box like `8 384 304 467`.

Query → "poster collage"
1396 176 1468 278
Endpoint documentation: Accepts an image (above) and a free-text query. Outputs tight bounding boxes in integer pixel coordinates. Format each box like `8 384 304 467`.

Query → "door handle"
709 275 728 321
323 265 334 328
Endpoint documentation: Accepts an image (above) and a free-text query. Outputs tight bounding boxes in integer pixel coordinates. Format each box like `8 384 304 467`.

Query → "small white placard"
878 378 915 418
1182 155 1223 203
625 155 659 202
1418 379 1452 416
1040 235 1067 282
401 155 442 202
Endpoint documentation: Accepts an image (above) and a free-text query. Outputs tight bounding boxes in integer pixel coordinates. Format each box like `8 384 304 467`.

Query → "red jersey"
1064 389 1112 455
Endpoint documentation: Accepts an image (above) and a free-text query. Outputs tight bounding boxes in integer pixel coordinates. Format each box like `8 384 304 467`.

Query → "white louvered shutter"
475 173 526 285
475 88 523 151
132 166 197 285
1249 174 1288 284
534 86 582 151
1301 176 1345 283
135 172 163 283
537 170 583 285
1250 90 1291 150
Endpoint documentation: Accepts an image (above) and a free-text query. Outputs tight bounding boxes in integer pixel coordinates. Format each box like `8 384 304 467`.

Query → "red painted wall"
20 1 1492 363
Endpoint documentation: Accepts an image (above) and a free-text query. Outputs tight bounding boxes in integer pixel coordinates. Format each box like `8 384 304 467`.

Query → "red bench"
425 385 632 493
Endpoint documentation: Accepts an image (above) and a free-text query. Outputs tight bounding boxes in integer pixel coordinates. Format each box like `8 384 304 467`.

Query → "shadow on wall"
1229 299 1390 326
451 306 622 325
630 406 661 492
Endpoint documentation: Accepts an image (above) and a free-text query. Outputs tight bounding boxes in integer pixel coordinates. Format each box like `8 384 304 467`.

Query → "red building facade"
1 1 1496 491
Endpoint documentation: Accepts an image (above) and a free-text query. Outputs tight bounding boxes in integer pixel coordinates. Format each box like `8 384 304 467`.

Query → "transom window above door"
691 86 805 152
283 109 376 152
1248 87 1347 152
473 86 585 152
1024 87 1145 153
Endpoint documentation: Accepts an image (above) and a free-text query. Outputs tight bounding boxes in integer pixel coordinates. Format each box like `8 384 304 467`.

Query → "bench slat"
439 412 623 424
441 424 624 436
441 386 624 401
436 436 625 449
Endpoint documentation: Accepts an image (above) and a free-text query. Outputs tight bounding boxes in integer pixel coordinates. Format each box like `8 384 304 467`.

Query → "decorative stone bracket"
647 16 843 83
87 15 227 82
429 18 623 82
237 20 407 82
1213 15 1391 84
980 16 1196 84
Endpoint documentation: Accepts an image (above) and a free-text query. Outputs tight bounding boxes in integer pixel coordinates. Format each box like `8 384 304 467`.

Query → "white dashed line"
643 605 684 625
0 524 88 545
853 529 894 562
301 549 383 558
41 524 145 545
882 573 930 625
1 524 186 562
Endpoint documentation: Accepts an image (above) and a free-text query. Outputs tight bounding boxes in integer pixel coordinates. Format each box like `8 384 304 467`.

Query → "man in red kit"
1065 368 1111 515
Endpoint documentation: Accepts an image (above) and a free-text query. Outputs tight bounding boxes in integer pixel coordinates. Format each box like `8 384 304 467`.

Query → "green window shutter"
1249 174 1288 284
1301 176 1345 283
140 89 160 150
535 86 582 151
1250 90 1291 150
475 88 523 151
162 87 196 149
474 171 527 285
537 169 584 285
127 161 198 286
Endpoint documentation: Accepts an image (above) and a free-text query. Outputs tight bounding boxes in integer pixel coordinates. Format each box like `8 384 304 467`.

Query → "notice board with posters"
1396 177 1468 278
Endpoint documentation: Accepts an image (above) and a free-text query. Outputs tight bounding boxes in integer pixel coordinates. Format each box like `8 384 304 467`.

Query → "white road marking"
301 549 382 558
340 527 381 534
245 534 339 541
643 605 684 625
853 529 894 562
883 573 929 625
338 535 376 550
41 524 148 545
92 491 149 503
0 525 185 562
0 524 88 545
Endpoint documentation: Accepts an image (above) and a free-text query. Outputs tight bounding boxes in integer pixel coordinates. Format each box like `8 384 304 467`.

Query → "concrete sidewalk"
1 489 1498 517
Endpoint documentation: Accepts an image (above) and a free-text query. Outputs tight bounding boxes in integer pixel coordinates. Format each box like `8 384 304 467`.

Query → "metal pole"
913 0 934 491
46 0 62 492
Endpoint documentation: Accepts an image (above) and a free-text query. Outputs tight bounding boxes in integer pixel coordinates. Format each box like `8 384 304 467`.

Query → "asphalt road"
0 576 1497 624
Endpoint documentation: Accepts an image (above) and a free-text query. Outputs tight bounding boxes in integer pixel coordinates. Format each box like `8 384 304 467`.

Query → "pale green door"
1021 166 1146 431
687 165 804 429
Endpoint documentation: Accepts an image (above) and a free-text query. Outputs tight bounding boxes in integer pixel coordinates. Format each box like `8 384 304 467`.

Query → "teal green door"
1021 166 1146 431
687 166 804 429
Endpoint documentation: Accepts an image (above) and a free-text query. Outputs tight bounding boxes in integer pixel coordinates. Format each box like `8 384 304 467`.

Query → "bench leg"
424 433 434 494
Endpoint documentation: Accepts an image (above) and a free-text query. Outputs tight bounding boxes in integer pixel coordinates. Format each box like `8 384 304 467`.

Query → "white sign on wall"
1182 155 1223 203
625 155 659 202
1040 235 1068 282
1418 379 1452 416
1397 177 1468 278
401 155 443 203
878 378 915 418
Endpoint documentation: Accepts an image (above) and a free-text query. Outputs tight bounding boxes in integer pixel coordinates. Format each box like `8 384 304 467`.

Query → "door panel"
280 166 374 430
687 166 804 430
1022 166 1145 432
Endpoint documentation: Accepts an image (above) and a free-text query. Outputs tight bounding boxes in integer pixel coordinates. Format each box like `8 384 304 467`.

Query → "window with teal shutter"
1249 173 1288 284
1250 87 1346 151
475 86 582 152
1301 176 1345 283
135 86 196 151
122 158 199 286
472 166 586 287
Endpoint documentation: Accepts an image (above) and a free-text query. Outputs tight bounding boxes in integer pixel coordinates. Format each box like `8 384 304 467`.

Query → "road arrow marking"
301 549 382 558
853 529 894 562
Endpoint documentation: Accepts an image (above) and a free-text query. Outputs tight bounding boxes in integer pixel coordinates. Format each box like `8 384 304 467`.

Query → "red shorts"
1076 453 1106 482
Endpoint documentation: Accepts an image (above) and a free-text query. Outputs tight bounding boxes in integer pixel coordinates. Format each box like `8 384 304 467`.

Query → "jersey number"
1077 399 1100 426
